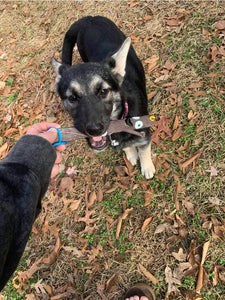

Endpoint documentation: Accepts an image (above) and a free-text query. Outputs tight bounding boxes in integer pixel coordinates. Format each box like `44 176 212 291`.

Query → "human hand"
26 122 67 178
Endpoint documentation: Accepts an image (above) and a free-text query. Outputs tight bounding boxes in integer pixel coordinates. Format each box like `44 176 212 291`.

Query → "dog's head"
52 38 131 150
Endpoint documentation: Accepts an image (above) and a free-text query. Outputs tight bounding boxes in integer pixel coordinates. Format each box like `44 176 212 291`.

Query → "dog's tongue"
89 136 107 150
92 136 103 142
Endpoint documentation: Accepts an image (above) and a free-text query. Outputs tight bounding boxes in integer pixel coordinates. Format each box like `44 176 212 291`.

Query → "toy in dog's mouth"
89 134 108 151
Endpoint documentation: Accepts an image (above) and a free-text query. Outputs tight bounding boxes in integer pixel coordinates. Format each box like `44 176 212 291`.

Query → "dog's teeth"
101 132 107 136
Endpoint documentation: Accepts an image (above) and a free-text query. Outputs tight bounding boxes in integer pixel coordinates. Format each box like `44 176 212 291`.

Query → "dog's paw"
141 160 155 179
127 155 138 166
124 147 138 166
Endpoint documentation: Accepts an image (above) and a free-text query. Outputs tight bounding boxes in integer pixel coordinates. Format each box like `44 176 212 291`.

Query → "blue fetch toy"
48 127 67 147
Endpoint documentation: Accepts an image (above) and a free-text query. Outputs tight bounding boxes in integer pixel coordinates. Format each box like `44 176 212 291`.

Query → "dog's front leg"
138 142 155 179
123 146 138 166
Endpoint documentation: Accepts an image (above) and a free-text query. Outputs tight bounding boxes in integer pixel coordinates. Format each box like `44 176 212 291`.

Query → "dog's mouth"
89 134 108 151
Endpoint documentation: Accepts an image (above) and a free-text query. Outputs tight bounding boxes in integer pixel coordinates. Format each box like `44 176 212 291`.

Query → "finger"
27 122 61 135
55 151 62 164
39 128 59 144
55 144 67 151
51 164 59 178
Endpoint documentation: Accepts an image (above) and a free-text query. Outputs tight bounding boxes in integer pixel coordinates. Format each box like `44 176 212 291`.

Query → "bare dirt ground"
0 1 225 300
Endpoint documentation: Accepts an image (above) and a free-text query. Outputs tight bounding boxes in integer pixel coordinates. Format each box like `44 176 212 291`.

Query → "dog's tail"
62 22 79 65
62 17 92 65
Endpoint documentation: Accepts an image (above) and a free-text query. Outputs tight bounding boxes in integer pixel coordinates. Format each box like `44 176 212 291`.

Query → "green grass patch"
102 188 124 217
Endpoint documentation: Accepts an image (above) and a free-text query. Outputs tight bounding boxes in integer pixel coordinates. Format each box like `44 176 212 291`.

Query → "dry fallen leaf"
42 215 60 238
141 216 153 231
208 197 221 205
14 235 62 289
87 190 97 208
181 148 203 174
188 110 195 120
172 248 187 262
187 82 203 89
0 81 6 90
116 208 134 239
165 262 192 296
114 165 127 177
63 246 83 258
60 177 74 192
25 294 36 300
128 1 139 8
96 283 107 300
205 166 218 176
69 199 81 211
31 279 48 298
173 115 179 130
144 55 159 73
182 200 195 215
213 20 225 30
143 15 152 21
105 273 118 291
154 222 171 234
123 154 134 176
148 90 157 100
139 263 159 284
196 241 210 294
172 126 182 141
154 74 169 83
163 59 176 71
166 19 181 26
211 44 219 61
192 91 207 97
173 178 183 211
42 235 62 264
97 189 104 202
151 116 172 145
143 190 154 206
204 71 221 78
165 266 179 295
219 269 225 283
0 143 9 159
213 265 225 286
174 262 192 280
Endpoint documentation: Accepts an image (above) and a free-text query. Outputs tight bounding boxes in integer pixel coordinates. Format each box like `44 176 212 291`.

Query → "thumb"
39 128 59 144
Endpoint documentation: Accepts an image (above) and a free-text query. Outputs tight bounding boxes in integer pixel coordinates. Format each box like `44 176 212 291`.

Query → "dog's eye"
68 93 79 102
99 88 109 98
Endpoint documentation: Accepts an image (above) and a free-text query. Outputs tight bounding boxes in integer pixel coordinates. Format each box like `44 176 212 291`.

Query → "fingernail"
48 128 58 134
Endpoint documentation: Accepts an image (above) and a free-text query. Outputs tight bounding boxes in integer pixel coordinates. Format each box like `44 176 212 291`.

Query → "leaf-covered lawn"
0 1 224 299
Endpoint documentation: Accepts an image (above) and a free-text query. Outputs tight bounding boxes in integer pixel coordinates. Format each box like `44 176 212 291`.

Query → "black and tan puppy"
53 16 155 179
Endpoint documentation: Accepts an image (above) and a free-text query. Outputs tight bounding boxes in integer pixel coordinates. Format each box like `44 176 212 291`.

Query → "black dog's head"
53 38 131 150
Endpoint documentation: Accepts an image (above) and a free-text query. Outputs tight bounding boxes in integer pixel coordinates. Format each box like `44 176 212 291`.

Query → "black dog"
53 16 155 179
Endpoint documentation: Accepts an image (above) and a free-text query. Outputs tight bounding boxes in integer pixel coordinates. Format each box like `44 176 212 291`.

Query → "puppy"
53 16 155 179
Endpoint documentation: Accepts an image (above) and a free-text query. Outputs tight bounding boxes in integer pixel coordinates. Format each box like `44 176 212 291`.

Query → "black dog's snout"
86 123 104 136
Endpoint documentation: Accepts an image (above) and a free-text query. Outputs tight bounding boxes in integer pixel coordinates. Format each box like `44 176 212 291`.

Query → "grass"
103 188 125 217
0 1 224 299
2 277 25 300
1 256 33 300
6 77 14 86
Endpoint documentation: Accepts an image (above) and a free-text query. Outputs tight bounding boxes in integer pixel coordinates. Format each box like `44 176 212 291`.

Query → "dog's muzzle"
86 122 108 151
89 133 108 151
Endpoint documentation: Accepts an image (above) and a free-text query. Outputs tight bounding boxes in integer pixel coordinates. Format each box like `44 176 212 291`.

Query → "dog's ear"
52 58 68 76
52 58 62 75
108 37 131 82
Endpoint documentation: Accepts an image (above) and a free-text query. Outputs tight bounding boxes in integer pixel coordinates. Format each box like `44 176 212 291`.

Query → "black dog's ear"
107 37 131 84
52 58 62 75
52 58 69 93
52 58 68 76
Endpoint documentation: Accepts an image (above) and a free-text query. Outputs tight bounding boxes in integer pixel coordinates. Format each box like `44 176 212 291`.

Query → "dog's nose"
86 123 104 136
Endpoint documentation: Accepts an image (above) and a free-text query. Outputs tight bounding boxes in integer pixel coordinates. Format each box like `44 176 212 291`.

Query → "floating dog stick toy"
53 115 156 145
